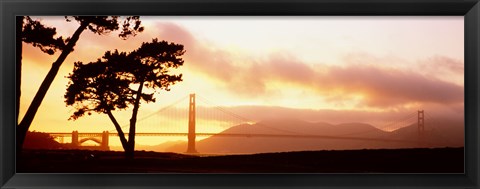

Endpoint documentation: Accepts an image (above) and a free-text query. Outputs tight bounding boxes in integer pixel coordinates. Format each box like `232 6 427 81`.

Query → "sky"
20 16 464 146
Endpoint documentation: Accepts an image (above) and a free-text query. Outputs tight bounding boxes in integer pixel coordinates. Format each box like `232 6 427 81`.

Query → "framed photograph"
1 0 479 188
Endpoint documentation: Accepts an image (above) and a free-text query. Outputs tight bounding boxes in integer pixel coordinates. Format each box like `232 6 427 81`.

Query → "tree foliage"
65 16 144 40
21 16 66 55
65 51 135 120
65 38 185 158
17 16 145 155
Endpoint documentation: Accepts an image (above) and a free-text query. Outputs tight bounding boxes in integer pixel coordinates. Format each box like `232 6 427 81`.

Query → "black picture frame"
1 0 478 188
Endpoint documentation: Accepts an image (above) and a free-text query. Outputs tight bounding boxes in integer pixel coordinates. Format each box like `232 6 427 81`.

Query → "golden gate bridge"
48 93 443 153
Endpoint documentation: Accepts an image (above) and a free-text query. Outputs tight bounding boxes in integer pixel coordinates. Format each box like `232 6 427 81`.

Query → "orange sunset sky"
20 16 464 146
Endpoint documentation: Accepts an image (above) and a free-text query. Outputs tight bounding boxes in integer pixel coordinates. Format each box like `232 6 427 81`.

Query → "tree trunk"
125 148 134 160
16 16 23 125
106 110 129 150
16 17 24 158
16 23 88 154
125 80 145 159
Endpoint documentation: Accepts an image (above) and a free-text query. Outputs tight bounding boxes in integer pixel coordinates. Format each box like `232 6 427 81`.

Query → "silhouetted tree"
16 16 66 125
65 39 185 159
17 16 144 156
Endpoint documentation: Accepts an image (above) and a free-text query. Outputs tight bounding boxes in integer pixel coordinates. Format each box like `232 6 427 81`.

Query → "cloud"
261 54 316 83
155 22 239 81
316 65 464 108
418 55 464 85
152 22 464 110
421 56 464 74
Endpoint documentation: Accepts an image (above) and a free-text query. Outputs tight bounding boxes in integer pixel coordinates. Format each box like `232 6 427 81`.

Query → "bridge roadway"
48 132 421 144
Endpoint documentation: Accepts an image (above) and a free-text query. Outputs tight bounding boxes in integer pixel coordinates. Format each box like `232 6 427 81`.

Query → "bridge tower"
101 131 109 151
186 93 198 153
418 110 425 136
72 130 79 147
418 110 425 147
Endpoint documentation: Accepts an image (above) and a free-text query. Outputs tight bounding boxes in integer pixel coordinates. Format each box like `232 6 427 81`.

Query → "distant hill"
166 118 464 154
389 118 464 148
137 140 186 152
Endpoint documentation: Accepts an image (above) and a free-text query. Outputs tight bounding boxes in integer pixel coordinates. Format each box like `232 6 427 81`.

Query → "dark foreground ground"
17 147 463 173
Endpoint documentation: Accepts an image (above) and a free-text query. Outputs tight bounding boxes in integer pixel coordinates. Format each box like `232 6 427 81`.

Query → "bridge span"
47 94 428 153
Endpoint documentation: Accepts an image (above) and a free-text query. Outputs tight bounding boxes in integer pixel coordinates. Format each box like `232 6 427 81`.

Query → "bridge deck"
48 132 420 144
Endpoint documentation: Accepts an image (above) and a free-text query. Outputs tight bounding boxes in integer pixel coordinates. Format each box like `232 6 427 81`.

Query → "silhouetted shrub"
23 131 62 149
